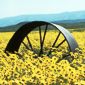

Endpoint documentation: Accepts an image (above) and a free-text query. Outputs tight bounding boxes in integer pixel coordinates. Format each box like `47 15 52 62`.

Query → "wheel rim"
5 21 78 57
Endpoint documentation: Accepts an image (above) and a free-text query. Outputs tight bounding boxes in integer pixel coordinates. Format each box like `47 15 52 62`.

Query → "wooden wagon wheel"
5 21 78 58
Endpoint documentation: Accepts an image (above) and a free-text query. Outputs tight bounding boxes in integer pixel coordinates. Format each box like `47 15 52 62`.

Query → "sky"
0 0 85 19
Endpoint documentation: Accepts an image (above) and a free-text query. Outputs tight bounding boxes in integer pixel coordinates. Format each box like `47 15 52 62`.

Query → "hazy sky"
0 0 85 19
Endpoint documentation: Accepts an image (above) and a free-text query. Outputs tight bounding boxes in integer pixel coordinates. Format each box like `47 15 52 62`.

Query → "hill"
0 21 85 32
0 11 85 27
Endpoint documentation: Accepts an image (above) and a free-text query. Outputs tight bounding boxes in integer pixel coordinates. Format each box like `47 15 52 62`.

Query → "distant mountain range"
0 11 85 27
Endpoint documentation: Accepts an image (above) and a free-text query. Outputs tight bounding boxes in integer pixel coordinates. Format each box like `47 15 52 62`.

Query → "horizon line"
0 10 85 20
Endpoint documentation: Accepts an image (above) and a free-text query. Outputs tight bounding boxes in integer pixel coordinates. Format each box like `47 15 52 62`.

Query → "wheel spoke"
52 31 61 47
47 31 61 56
56 39 66 48
42 25 48 44
39 26 43 55
39 26 42 46
22 41 29 50
26 36 33 51
39 25 48 56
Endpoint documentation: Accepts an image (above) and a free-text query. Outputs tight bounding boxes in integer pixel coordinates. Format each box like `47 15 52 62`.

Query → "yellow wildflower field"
0 30 85 85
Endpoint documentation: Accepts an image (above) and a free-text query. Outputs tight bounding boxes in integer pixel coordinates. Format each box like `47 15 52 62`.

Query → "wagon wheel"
5 21 78 59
